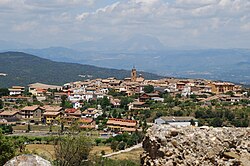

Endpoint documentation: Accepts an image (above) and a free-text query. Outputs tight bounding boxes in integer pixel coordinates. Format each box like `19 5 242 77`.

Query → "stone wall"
141 125 250 166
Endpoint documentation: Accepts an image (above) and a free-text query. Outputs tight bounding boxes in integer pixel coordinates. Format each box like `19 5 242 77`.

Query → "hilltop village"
1 67 249 134
0 67 250 165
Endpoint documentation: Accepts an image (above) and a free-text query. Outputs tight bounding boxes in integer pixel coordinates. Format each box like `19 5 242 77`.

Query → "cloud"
0 0 250 48
12 21 38 32
73 0 250 48
241 22 250 31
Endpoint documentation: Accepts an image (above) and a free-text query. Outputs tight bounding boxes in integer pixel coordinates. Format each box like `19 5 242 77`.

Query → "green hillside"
0 52 162 87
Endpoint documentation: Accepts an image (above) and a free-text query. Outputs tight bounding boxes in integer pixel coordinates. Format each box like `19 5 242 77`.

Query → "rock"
4 154 51 166
141 125 250 166
223 152 240 159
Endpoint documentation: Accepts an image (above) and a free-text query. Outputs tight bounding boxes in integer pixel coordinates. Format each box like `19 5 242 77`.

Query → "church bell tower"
131 66 137 82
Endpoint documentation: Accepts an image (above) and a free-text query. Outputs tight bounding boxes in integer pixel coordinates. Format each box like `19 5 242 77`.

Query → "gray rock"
4 154 51 166
141 125 250 166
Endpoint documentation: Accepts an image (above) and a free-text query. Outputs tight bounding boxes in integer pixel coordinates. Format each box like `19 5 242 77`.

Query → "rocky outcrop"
4 154 51 166
141 125 250 166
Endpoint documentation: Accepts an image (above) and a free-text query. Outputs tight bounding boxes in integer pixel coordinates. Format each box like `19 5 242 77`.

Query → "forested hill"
0 52 162 87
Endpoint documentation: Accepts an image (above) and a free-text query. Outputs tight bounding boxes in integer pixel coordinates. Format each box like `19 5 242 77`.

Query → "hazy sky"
1 0 250 49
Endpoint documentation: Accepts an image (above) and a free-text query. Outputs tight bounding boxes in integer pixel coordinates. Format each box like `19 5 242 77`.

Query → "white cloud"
0 0 250 48
12 21 38 32
241 22 250 31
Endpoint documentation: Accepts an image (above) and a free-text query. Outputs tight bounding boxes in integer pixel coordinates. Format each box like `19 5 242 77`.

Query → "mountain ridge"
0 52 162 87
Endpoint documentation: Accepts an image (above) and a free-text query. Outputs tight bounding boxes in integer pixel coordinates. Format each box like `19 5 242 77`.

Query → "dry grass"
90 146 113 156
26 144 114 161
110 147 144 163
25 144 143 164
25 144 55 161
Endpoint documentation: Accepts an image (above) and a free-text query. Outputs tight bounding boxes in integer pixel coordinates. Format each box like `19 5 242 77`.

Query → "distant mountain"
71 34 165 52
16 47 250 84
23 47 89 63
0 52 162 87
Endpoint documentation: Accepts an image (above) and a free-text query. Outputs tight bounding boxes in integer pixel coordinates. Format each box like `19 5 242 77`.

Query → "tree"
142 119 148 132
95 138 102 146
60 95 67 108
118 112 122 119
117 141 126 150
120 97 133 110
0 130 16 165
225 91 234 96
143 85 154 93
26 123 31 132
100 96 110 110
0 100 3 109
54 134 93 166
60 122 64 133
6 125 13 134
190 119 196 126
112 109 118 118
49 123 53 132
60 95 73 108
0 88 9 97
110 141 119 152
210 118 223 127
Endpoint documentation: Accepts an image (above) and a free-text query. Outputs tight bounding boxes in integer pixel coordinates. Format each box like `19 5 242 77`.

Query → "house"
20 106 44 120
106 118 139 132
65 108 81 118
8 86 25 96
0 111 21 122
53 92 67 103
128 101 150 111
176 82 186 91
82 108 102 118
43 111 64 124
154 116 198 126
2 96 31 104
79 118 96 130
65 108 77 115
140 93 159 102
61 116 80 126
43 105 64 113
110 98 121 107
126 90 135 97
208 82 235 94
139 94 150 102
73 101 83 109
151 97 164 102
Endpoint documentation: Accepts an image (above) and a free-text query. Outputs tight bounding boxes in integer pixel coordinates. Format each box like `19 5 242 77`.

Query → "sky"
0 0 250 49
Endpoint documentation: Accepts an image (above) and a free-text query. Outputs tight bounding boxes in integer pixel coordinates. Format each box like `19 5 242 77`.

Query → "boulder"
4 154 51 166
141 125 250 166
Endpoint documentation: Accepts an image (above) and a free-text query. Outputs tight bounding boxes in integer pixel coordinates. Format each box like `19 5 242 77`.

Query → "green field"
13 125 61 132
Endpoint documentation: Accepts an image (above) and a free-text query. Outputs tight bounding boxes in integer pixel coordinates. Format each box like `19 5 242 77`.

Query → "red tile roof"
65 108 77 113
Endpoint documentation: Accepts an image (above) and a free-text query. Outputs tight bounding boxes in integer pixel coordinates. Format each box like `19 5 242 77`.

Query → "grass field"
13 125 61 132
90 146 113 156
25 144 143 163
110 148 143 163
25 144 55 161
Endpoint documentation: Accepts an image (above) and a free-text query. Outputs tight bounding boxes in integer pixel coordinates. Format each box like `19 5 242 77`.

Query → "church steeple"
131 66 137 82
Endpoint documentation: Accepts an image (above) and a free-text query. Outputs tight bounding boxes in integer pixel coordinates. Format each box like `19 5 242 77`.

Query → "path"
103 143 142 158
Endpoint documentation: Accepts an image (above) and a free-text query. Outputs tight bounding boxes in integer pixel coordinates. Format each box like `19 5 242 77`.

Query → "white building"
155 116 198 127
9 86 25 96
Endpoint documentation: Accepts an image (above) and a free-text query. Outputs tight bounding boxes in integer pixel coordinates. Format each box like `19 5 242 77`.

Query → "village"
1 67 249 137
